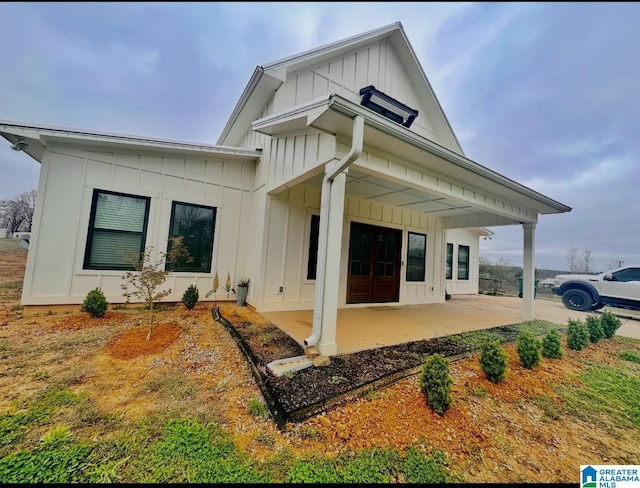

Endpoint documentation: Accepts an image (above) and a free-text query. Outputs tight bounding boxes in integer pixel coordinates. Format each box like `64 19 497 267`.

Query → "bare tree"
17 190 36 231
0 189 37 235
581 248 593 273
565 246 579 273
607 259 625 270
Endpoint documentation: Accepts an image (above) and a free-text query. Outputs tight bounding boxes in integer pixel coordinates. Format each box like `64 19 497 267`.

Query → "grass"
0 385 458 483
0 239 23 252
557 360 640 431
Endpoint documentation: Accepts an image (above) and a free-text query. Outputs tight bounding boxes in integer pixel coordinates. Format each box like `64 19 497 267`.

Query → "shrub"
542 329 564 359
80 288 108 318
517 332 542 369
566 318 590 351
585 315 604 343
419 354 453 415
479 340 508 383
601 311 622 338
181 285 199 310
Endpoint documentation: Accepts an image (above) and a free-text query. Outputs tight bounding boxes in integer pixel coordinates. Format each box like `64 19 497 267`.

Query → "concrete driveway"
262 295 640 355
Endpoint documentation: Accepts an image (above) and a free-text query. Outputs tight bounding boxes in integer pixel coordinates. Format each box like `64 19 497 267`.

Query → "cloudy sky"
1 2 638 272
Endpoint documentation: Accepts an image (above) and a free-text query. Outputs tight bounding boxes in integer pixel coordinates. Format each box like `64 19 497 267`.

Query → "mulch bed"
107 323 182 360
218 310 532 428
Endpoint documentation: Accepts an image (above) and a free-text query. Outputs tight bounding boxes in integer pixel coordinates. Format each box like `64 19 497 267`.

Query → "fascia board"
325 96 571 215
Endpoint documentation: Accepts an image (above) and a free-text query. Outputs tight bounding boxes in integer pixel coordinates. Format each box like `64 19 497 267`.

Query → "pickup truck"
552 265 640 312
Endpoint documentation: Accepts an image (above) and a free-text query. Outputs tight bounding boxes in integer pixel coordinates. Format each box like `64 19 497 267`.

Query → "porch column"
522 222 536 321
318 170 347 356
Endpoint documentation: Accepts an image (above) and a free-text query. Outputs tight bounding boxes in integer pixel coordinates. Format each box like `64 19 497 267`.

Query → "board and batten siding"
255 184 445 313
444 228 482 295
22 143 255 306
271 39 441 146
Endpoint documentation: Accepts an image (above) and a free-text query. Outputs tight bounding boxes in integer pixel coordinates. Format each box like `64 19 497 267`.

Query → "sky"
0 2 638 272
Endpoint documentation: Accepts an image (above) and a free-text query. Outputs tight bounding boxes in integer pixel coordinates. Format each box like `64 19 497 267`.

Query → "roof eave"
326 96 571 215
0 121 262 162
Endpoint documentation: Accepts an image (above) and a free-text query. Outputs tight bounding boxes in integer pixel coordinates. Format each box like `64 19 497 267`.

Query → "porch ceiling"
306 168 483 220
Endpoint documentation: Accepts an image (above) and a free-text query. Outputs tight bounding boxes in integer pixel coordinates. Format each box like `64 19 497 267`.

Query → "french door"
347 222 402 304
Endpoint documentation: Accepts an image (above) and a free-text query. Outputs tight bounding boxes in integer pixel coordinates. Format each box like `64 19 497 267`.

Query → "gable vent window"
359 85 418 128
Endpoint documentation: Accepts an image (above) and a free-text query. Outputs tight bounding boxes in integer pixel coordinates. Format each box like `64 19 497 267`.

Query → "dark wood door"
347 222 401 304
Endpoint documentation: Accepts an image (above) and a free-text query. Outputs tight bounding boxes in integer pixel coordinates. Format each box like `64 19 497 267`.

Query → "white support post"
318 170 347 356
522 222 536 321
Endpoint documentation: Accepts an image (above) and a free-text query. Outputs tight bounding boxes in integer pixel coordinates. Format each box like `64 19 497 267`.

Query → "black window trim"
445 242 454 280
165 200 217 274
406 231 427 282
306 213 320 281
83 188 151 271
458 244 470 281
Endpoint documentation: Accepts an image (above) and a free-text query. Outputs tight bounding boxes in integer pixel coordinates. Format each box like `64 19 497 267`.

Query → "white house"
0 22 570 355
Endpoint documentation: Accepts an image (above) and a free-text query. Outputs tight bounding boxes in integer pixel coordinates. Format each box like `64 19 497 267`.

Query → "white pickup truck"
552 265 640 312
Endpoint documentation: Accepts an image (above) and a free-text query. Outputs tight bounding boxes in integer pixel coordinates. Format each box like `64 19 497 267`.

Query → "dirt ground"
1 243 639 483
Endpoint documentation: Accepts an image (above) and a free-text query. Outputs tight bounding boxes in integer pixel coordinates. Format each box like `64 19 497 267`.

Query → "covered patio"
262 294 640 355
253 94 572 356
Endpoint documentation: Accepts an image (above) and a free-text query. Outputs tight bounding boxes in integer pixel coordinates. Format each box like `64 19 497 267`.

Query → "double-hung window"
83 189 150 270
165 201 216 273
458 245 470 280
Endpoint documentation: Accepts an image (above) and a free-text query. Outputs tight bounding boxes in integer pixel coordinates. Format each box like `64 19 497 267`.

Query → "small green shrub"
542 329 564 359
479 340 508 384
516 332 542 369
601 311 622 338
247 398 270 419
181 285 199 310
419 354 453 415
566 318 590 351
585 315 605 343
80 288 108 318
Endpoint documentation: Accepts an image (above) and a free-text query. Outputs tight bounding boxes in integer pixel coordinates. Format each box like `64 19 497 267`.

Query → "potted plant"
236 278 250 306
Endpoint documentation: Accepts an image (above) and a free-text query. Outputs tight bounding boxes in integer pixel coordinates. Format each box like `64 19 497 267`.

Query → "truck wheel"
561 289 593 311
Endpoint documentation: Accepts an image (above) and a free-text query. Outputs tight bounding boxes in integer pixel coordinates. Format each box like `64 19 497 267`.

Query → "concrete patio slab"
262 295 640 355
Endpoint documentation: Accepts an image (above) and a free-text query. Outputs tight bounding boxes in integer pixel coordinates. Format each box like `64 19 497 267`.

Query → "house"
0 22 570 355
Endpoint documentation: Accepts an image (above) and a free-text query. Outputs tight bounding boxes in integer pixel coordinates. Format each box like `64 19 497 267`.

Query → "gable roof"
217 22 463 154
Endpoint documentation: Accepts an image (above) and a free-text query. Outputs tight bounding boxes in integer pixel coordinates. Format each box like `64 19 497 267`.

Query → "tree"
607 259 624 270
0 189 36 236
580 248 593 273
120 236 192 341
565 246 579 273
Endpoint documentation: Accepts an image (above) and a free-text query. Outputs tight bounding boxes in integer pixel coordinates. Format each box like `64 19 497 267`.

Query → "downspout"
304 114 364 348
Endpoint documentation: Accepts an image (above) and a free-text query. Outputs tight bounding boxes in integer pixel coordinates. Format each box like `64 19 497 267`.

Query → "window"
445 243 453 280
406 232 426 281
306 214 320 280
84 189 150 270
458 245 470 280
166 201 216 273
611 268 640 282
359 85 418 128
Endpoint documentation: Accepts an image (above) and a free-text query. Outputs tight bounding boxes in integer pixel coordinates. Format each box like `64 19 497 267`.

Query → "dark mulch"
217 312 534 428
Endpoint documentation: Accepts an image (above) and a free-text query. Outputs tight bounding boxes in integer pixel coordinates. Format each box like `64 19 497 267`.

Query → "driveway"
262 295 640 355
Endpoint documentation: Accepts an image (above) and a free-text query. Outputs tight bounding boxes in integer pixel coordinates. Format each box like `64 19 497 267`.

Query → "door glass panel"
376 262 384 276
362 232 371 260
